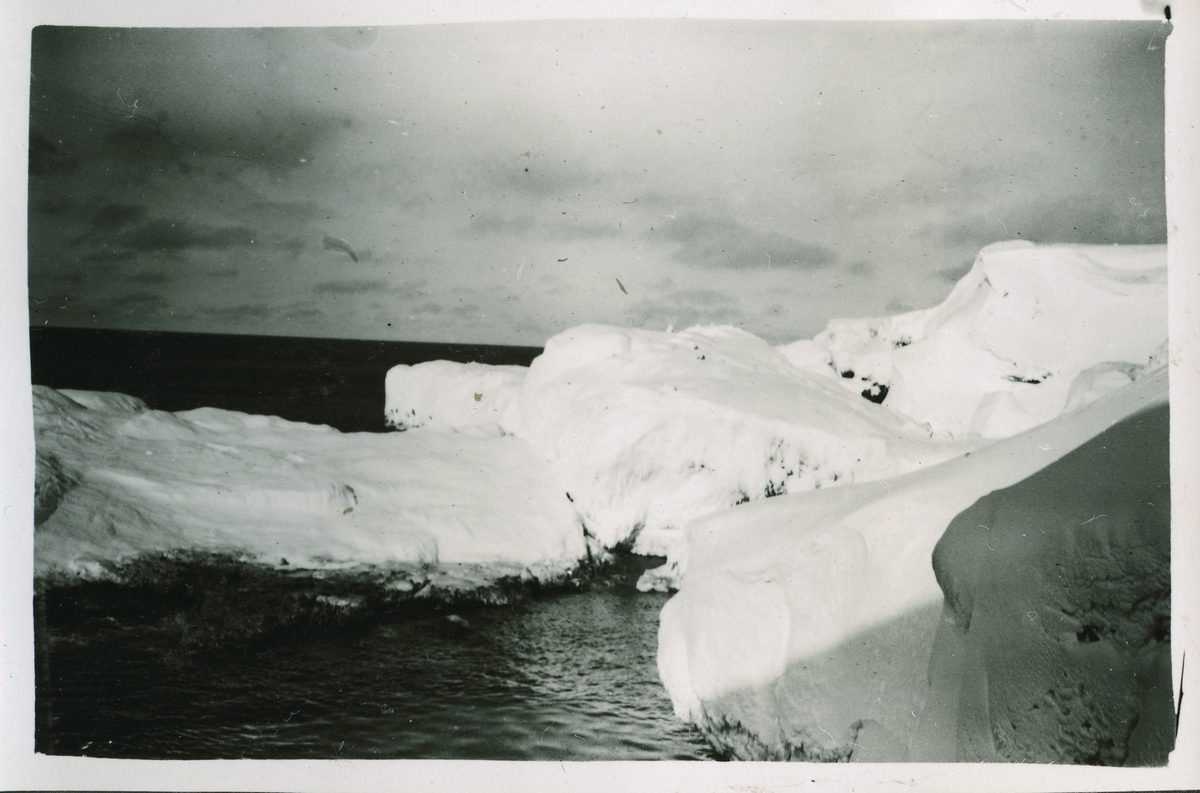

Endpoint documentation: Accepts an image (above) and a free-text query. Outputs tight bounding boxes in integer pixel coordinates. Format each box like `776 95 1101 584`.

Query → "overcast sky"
27 20 1167 346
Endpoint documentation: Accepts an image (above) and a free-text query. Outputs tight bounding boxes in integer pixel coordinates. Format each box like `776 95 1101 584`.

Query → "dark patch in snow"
861 382 889 404
1006 374 1050 384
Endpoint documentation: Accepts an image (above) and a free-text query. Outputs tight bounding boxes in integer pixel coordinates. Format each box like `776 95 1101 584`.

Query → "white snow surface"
390 324 976 556
34 387 586 579
384 360 526 434
778 241 1166 438
655 364 1168 724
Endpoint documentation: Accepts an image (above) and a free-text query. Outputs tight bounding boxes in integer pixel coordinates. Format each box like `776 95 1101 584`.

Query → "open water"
38 582 713 760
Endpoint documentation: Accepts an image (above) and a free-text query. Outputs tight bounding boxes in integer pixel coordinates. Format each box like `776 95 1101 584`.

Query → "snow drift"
921 400 1173 764
389 324 976 557
34 386 586 582
779 241 1166 438
384 360 526 434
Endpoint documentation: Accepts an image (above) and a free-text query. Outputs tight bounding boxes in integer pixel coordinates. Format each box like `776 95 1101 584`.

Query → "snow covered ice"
34 387 586 584
921 396 1172 764
780 241 1167 437
388 323 977 559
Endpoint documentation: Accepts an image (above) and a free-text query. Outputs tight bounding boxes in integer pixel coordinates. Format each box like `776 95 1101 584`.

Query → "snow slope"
920 400 1172 764
779 241 1166 438
34 386 586 581
655 364 1167 760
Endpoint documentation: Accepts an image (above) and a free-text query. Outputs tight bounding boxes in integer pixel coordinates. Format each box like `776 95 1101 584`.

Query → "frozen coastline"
33 240 1171 761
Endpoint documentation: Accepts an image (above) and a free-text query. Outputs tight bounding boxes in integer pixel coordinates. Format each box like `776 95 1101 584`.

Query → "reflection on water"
39 588 715 760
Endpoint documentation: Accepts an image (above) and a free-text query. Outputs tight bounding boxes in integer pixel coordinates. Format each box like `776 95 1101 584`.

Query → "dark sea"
30 326 715 761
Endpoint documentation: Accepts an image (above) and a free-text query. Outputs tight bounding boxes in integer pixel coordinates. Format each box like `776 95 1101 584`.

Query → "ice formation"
388 324 976 556
779 241 1167 437
34 386 585 581
384 242 1166 563
384 360 526 434
921 399 1172 764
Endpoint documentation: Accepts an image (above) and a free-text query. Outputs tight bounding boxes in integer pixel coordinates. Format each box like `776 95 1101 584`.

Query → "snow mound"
516 323 973 554
384 360 526 434
655 363 1167 759
779 242 1166 437
33 386 586 580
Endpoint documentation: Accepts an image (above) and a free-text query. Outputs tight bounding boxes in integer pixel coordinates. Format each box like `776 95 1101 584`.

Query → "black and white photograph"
3 1 1199 790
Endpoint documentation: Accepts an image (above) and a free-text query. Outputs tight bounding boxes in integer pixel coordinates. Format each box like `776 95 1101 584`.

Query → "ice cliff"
921 398 1172 764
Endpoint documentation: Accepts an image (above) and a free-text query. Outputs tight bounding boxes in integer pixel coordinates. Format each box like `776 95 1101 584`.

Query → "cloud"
312 279 391 294
606 284 745 332
468 213 536 236
658 211 837 270
91 204 145 230
31 30 352 176
197 304 273 320
126 270 173 285
73 211 260 261
941 192 1167 249
665 287 734 307
136 220 257 251
485 155 602 200
935 261 974 283
110 291 165 307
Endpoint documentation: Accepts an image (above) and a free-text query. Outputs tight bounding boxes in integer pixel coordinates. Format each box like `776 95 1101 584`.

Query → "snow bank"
779 241 1166 438
655 364 1167 760
919 400 1172 764
34 386 586 581
384 326 975 557
516 324 975 555
384 360 526 434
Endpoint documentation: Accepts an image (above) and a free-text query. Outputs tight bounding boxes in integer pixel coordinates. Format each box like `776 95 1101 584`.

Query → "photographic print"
6 2 1198 789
